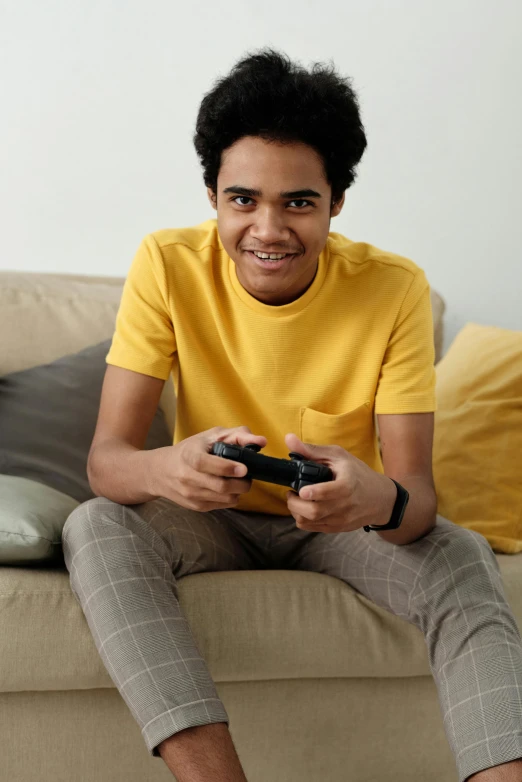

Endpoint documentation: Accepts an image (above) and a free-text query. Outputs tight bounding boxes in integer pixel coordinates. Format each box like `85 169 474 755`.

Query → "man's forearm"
374 474 438 546
87 439 161 505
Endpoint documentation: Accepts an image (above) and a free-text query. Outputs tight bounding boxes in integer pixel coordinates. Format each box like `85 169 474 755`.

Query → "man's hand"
284 433 396 533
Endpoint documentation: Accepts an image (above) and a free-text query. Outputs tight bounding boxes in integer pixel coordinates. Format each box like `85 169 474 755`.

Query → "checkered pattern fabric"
62 497 522 782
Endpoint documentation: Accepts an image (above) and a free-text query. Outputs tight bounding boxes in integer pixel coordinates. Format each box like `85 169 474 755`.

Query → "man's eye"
289 200 313 208
232 197 313 208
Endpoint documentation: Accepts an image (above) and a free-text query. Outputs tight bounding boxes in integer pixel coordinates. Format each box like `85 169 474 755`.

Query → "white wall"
1 0 521 355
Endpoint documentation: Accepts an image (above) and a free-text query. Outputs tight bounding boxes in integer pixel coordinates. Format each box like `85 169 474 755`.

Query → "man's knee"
431 522 496 569
413 522 501 606
62 496 122 553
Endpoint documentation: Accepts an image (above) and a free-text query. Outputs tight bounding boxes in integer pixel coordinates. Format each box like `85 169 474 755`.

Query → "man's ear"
207 187 217 210
330 191 345 217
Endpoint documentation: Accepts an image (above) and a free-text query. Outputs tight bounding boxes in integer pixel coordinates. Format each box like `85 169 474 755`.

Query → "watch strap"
363 479 409 532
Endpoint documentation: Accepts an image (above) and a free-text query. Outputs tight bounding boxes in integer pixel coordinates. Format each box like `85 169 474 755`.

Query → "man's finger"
298 479 337 501
289 497 329 523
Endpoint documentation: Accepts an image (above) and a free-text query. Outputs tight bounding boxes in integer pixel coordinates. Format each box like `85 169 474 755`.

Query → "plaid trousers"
62 496 522 782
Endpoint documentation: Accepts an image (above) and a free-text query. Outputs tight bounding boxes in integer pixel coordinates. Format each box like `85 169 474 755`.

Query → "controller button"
302 464 320 476
223 445 242 458
245 443 262 452
289 452 304 461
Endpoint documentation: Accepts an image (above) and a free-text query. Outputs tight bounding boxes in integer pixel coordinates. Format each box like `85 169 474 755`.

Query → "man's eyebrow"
222 185 322 199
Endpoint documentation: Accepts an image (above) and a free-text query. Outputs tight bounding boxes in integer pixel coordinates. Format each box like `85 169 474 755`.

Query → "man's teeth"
253 251 289 260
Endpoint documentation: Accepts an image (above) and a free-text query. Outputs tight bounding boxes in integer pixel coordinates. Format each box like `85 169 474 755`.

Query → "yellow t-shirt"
106 218 437 515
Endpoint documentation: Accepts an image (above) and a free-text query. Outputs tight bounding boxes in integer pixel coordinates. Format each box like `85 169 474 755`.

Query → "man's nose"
251 208 291 244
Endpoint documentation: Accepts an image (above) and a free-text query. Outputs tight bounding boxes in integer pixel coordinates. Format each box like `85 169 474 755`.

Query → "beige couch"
0 270 520 782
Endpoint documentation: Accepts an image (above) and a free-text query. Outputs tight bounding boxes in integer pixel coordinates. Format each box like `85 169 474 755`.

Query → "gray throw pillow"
0 475 79 566
0 340 172 503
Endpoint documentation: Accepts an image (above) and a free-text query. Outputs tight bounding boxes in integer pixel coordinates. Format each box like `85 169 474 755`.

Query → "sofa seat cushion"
0 557 519 693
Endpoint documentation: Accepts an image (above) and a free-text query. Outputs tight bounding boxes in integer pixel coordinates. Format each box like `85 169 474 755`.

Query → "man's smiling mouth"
245 250 297 269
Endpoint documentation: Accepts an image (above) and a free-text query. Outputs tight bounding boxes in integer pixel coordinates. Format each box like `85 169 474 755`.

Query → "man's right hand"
145 426 268 511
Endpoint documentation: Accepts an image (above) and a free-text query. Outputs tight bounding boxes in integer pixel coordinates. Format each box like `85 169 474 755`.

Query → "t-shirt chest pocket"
299 400 375 465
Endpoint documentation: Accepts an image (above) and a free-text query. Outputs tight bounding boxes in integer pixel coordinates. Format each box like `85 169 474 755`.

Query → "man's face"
207 136 345 306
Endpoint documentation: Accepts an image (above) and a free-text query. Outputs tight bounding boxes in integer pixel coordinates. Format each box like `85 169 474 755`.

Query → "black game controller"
210 442 334 494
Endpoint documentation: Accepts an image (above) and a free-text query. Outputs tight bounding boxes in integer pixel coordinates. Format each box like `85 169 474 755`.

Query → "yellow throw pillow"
433 323 522 554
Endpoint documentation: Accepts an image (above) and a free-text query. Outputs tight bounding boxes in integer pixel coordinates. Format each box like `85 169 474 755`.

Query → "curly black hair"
193 47 368 209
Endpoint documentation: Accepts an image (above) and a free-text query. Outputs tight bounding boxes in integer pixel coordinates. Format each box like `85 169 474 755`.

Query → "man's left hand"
284 433 396 533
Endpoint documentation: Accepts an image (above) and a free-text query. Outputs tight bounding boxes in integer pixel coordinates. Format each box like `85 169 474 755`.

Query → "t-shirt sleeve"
105 234 176 380
374 269 437 414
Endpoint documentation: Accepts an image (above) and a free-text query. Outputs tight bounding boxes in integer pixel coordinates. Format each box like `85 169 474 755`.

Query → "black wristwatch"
363 479 409 532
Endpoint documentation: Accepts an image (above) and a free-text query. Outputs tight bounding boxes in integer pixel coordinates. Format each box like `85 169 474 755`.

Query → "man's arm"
374 412 438 545
87 364 166 504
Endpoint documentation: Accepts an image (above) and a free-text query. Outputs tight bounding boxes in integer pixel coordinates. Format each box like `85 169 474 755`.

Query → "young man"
62 48 522 782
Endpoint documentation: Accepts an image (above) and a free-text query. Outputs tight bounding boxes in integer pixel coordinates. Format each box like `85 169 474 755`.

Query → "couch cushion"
0 340 172 504
0 340 173 565
0 557 519 693
0 476 78 566
0 272 124 376
433 323 522 554
0 271 177 435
